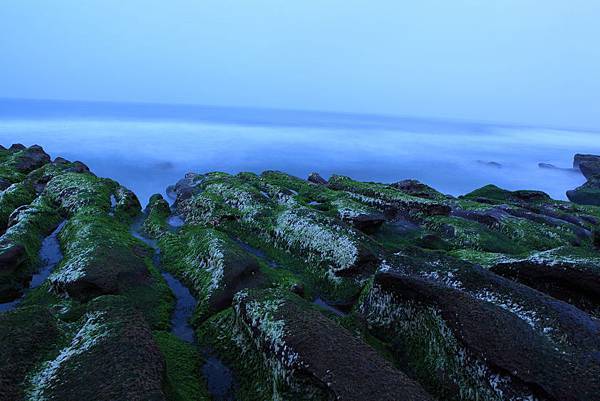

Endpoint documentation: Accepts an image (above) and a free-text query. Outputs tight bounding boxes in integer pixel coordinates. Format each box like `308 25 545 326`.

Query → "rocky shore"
1 143 599 401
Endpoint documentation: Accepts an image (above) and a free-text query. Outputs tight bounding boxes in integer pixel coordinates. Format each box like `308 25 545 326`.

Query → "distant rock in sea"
477 160 502 168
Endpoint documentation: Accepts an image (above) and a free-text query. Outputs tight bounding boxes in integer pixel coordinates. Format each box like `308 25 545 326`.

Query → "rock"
490 248 600 317
538 162 557 169
0 306 61 400
573 153 600 169
538 162 578 172
27 296 167 401
234 289 434 401
391 179 443 200
360 268 600 401
12 144 51 173
0 243 26 275
8 144 26 151
113 185 142 217
6 204 29 228
567 176 600 206
0 178 10 191
168 172 204 202
579 162 600 180
66 160 91 173
307 172 328 185
477 160 502 168
328 175 451 217
50 214 152 302
349 212 386 234
289 282 305 297
159 227 264 320
594 229 600 250
462 184 551 204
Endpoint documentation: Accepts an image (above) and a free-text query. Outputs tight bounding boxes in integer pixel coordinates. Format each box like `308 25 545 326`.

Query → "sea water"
1 98 599 205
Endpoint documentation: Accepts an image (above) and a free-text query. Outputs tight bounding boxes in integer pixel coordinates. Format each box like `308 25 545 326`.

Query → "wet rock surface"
1 144 600 401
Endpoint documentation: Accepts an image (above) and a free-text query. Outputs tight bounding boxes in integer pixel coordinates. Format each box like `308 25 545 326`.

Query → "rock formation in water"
568 153 600 206
1 143 600 401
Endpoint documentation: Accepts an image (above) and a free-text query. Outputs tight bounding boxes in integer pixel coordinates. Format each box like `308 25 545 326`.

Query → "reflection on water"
1 99 599 205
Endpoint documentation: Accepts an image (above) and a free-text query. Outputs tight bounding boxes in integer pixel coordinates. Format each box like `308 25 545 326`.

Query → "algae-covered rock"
159 226 263 321
0 306 61 400
26 296 167 401
328 174 451 217
490 247 600 317
359 269 600 401
231 288 433 401
574 154 600 179
567 176 600 206
49 213 152 301
3 144 600 401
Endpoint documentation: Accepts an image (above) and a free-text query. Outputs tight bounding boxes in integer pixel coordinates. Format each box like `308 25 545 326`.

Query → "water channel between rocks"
130 216 237 401
0 220 66 313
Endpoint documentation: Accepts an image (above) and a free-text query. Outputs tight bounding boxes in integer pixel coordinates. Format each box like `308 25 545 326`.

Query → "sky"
1 0 599 129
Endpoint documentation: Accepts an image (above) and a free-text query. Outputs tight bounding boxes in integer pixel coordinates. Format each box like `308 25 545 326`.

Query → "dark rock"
538 162 578 173
349 212 385 234
114 185 142 217
451 207 506 228
6 204 30 228
0 306 61 400
66 160 91 173
567 176 600 206
361 269 600 401
236 289 434 401
0 243 26 275
8 144 26 151
28 297 167 401
463 184 551 204
168 172 204 202
477 160 502 168
491 252 600 317
50 216 152 302
208 248 262 314
391 179 442 199
579 161 600 179
594 229 600 250
0 178 10 191
307 172 328 185
538 162 557 169
290 282 305 297
13 145 51 173
573 153 600 169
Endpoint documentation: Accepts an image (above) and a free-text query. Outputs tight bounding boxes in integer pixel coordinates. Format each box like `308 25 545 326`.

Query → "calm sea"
1 98 598 206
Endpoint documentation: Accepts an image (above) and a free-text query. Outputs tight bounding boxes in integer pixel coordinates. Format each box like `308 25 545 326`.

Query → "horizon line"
1 96 599 134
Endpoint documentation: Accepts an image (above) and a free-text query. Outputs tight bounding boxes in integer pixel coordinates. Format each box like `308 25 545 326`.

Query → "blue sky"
1 1 599 128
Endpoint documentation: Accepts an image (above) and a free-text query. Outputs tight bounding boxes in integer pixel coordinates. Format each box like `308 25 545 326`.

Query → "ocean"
1 98 598 206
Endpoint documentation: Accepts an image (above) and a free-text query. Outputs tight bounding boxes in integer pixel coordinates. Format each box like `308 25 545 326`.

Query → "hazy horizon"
2 1 600 130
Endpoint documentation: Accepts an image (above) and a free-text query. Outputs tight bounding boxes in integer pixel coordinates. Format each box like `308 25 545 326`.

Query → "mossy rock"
0 305 62 400
26 296 167 401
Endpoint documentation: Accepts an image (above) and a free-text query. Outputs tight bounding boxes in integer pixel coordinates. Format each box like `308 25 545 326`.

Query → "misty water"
1 99 599 206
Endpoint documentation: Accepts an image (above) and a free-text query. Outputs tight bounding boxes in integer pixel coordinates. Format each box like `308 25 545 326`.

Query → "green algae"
153 331 210 401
